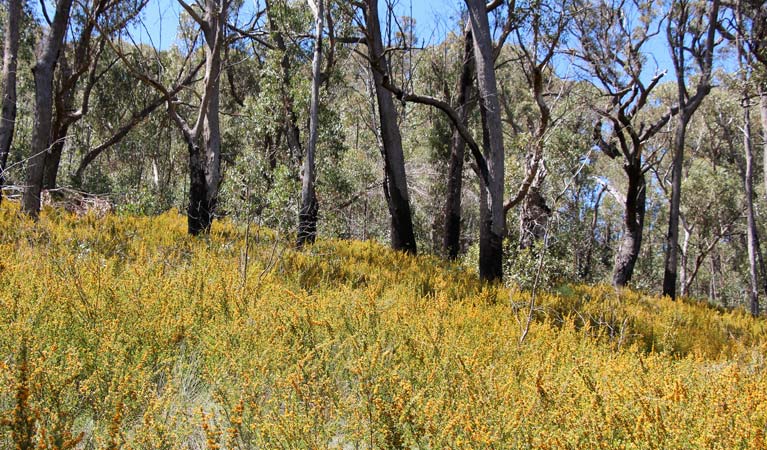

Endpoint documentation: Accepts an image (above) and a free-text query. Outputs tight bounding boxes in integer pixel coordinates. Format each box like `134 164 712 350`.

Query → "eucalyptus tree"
351 0 510 278
662 0 720 299
500 0 571 249
736 30 762 316
109 0 232 235
0 0 21 203
718 0 767 313
356 0 417 254
181 0 230 235
443 0 510 259
465 0 506 280
443 25 476 260
22 0 74 217
297 0 324 247
730 0 766 198
572 0 678 287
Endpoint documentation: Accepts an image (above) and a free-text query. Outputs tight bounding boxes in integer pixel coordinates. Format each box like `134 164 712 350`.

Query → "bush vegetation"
1 202 766 449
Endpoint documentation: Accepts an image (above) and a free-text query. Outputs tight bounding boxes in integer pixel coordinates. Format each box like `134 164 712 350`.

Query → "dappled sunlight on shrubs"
0 202 766 448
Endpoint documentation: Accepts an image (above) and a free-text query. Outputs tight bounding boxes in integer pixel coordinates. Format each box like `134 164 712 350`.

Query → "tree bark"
679 224 690 297
0 0 21 203
613 165 646 287
364 0 417 254
663 115 687 297
662 0 718 299
467 0 505 281
43 43 76 190
761 87 767 200
580 185 606 280
201 1 224 228
22 0 74 217
519 183 550 249
443 28 475 259
187 141 211 234
297 0 323 247
163 0 228 235
744 102 760 316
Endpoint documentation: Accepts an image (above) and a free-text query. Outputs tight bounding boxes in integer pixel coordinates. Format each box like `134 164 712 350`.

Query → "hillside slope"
1 203 766 449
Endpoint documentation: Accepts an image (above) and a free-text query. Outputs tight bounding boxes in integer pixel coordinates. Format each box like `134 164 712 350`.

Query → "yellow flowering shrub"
0 201 766 449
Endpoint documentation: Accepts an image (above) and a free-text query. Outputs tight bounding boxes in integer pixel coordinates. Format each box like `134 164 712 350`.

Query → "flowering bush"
0 201 765 448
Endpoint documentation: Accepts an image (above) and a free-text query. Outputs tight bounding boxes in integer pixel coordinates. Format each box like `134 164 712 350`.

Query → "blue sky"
131 0 675 76
131 0 467 49
32 0 687 80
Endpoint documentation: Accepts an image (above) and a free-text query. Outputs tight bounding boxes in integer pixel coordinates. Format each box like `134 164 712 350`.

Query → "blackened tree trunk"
166 0 228 235
0 0 21 203
22 0 74 217
519 182 551 249
467 0 505 281
443 28 475 259
364 0 417 254
297 0 323 247
613 165 646 287
187 141 211 234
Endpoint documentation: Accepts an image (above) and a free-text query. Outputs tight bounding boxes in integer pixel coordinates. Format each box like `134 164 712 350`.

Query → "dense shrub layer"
1 203 766 449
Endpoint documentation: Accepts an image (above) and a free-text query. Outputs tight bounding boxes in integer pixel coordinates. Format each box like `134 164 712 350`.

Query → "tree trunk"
613 165 646 287
519 183 550 249
201 10 223 230
662 115 688 298
166 0 227 235
443 27 475 260
467 0 505 281
0 0 21 203
297 0 323 248
43 126 69 190
43 54 75 191
710 249 721 305
364 0 417 254
581 185 606 280
22 0 74 217
679 225 690 297
744 103 761 316
761 87 767 201
187 142 211 235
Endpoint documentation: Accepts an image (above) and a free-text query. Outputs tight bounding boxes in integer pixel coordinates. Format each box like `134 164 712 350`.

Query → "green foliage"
504 238 578 292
